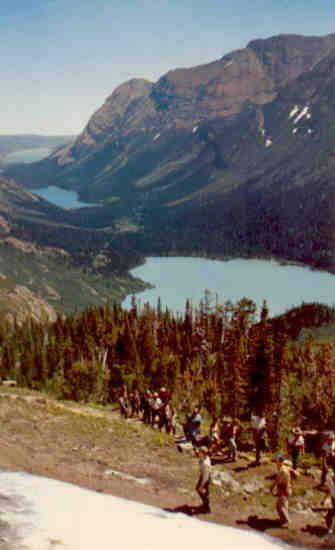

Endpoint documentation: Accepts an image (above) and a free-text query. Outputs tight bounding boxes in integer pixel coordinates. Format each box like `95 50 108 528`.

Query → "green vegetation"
1 298 335 451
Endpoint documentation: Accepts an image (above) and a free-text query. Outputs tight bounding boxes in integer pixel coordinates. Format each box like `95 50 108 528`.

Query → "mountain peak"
247 33 335 89
105 78 153 102
247 32 335 50
73 78 154 152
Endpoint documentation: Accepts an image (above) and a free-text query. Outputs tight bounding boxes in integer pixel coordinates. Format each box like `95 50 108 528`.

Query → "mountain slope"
0 176 145 321
7 33 335 271
9 34 335 193
137 46 335 268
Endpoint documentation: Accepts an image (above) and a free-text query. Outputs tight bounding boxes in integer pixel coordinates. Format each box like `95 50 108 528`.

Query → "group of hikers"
118 386 177 434
117 387 335 535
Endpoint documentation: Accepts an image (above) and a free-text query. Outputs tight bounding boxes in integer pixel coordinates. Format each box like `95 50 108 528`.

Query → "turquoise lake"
123 256 335 317
33 185 95 209
12 179 335 316
2 148 95 209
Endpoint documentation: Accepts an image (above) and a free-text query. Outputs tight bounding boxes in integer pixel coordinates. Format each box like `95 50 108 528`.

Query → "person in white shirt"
287 427 305 470
195 446 212 513
151 392 163 427
251 411 267 465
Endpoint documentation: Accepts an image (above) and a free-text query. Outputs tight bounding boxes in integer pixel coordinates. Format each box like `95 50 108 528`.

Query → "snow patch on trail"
0 471 296 550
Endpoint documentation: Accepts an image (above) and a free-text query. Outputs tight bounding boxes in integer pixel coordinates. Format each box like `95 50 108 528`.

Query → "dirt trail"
0 389 333 549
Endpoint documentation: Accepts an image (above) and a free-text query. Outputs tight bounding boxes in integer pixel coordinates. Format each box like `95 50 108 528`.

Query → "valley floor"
0 388 333 549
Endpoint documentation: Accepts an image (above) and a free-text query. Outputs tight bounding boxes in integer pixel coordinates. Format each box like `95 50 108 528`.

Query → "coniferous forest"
1 297 335 450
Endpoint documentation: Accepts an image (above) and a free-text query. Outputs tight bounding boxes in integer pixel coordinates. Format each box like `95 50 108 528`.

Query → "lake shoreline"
137 250 334 274
123 255 335 317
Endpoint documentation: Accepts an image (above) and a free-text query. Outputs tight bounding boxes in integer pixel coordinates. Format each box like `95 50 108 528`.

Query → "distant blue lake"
123 256 335 317
33 185 95 209
3 147 52 165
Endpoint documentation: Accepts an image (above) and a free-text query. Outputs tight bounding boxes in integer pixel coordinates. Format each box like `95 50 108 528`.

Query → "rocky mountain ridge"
7 33 335 272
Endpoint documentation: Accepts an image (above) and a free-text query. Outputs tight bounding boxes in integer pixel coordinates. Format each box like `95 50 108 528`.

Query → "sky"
1 0 335 135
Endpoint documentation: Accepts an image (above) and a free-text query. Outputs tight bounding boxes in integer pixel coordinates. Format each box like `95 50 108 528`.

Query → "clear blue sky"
1 0 334 135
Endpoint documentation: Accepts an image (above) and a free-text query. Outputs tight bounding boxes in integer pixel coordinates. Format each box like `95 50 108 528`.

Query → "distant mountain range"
7 33 335 272
0 135 75 165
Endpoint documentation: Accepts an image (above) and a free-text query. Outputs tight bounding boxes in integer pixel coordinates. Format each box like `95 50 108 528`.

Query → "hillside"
6 33 335 271
0 176 145 321
0 299 334 546
0 387 333 549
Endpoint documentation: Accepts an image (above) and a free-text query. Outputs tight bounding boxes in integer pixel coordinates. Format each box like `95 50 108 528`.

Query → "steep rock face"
77 33 335 139
0 285 57 325
12 33 335 184
150 46 335 269
59 78 155 162
248 34 335 87
150 33 335 122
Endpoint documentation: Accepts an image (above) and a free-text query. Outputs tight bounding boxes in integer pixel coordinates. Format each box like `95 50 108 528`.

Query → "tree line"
0 297 334 450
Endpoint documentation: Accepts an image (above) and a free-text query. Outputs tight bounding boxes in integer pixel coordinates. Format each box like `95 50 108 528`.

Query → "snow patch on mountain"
289 105 299 119
293 106 311 125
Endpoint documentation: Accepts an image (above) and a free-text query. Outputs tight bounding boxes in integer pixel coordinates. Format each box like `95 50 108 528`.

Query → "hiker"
227 417 240 462
151 392 163 427
287 427 305 470
195 446 212 513
118 393 129 419
207 417 221 453
184 406 203 445
324 472 335 535
130 390 140 418
251 411 267 465
162 402 177 434
320 432 335 487
142 390 152 424
270 455 297 526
